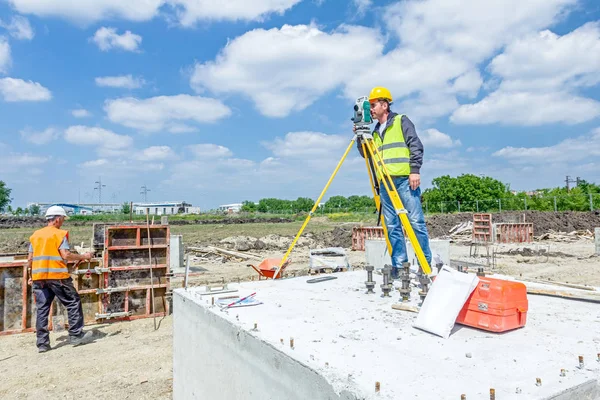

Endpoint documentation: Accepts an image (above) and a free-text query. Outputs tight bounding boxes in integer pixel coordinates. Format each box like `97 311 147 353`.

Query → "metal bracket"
74 267 109 275
95 311 132 320
96 287 128 294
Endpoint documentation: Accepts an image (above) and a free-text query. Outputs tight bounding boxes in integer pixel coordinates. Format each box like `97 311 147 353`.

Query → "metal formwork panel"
352 226 385 251
473 213 493 243
494 223 534 243
100 225 171 321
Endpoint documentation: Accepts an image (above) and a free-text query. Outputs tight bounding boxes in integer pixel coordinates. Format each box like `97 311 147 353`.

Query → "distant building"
217 203 243 213
133 201 194 215
28 201 198 216
29 203 118 215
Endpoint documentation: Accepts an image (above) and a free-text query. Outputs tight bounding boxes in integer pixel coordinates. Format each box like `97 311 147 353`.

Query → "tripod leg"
363 140 432 275
272 138 357 279
362 141 393 256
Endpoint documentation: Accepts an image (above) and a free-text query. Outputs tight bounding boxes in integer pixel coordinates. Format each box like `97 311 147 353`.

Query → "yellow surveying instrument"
271 96 432 279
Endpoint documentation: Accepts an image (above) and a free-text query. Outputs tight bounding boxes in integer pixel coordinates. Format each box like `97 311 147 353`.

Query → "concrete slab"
173 271 600 400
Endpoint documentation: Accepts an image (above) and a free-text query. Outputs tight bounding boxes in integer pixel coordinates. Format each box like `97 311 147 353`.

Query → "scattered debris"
536 229 594 242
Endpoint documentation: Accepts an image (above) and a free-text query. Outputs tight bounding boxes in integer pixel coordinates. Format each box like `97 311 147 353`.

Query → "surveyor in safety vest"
356 87 432 279
27 206 94 352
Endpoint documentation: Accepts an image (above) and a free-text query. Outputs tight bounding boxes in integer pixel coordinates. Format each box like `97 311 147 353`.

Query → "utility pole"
140 185 151 202
94 177 106 204
576 176 581 187
565 175 576 192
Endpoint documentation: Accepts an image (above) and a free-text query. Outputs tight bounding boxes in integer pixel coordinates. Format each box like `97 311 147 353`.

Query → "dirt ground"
1 213 599 399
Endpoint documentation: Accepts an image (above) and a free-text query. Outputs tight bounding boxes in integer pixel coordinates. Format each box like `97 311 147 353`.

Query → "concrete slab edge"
542 379 599 400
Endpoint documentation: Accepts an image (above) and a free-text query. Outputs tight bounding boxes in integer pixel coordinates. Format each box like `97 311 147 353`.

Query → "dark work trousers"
33 278 84 348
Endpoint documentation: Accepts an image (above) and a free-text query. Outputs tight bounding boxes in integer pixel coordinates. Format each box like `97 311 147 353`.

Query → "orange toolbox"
456 276 528 333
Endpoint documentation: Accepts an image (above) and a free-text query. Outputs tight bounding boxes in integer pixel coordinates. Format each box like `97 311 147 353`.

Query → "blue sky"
0 0 599 209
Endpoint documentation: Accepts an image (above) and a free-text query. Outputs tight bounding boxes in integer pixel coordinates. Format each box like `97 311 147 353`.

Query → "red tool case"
456 276 528 333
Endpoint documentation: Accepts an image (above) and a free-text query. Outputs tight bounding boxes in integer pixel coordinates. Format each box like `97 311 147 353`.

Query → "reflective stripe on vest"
373 114 410 178
29 226 70 280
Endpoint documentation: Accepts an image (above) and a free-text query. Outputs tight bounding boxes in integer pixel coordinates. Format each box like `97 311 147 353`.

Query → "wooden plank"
517 278 596 292
391 304 420 313
526 288 600 304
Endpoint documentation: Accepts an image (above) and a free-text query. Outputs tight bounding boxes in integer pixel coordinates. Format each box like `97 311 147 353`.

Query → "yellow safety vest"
373 114 411 179
29 226 70 280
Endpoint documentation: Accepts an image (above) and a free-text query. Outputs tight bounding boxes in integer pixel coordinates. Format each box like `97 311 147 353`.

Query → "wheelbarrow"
247 258 292 280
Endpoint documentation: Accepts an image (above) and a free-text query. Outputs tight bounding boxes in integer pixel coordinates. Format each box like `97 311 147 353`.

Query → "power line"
94 177 107 204
140 185 151 202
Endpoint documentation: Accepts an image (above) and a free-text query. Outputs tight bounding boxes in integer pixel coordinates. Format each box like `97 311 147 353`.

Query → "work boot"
390 267 400 280
70 331 93 347
38 345 51 353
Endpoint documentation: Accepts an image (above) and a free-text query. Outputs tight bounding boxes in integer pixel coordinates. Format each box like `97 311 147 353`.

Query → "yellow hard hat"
368 87 393 103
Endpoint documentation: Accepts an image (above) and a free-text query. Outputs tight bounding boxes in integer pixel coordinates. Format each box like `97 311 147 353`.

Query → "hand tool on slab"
225 292 256 308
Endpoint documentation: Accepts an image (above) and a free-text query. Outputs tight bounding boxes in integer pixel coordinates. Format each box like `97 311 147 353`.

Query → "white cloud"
78 158 165 175
7 0 300 26
0 152 50 174
166 0 301 25
64 126 133 149
95 74 144 89
71 108 92 118
191 24 383 117
19 127 60 145
134 146 176 161
7 0 163 24
493 128 600 164
104 94 232 132
91 27 142 52
0 15 34 40
81 159 108 168
168 124 197 134
187 144 233 158
451 90 600 126
352 0 371 16
489 22 600 90
344 0 576 121
262 131 349 158
419 128 461 148
384 0 576 63
0 77 51 102
0 37 11 73
453 22 600 126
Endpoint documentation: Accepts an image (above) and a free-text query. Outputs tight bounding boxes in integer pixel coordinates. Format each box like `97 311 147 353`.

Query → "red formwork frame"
494 223 534 243
0 261 32 336
101 224 170 322
352 226 385 251
0 259 100 336
473 213 493 242
0 224 171 336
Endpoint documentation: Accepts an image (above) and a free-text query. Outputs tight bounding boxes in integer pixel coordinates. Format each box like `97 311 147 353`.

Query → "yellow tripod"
271 127 432 279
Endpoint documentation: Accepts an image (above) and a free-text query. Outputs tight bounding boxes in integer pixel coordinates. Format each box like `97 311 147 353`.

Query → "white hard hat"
45 205 69 219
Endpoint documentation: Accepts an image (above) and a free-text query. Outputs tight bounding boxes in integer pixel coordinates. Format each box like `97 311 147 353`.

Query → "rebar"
399 262 411 301
381 265 392 297
365 265 375 294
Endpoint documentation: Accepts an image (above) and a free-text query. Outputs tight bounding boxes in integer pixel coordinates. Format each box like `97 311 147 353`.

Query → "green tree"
347 195 376 211
121 202 131 214
15 206 23 215
324 195 350 211
241 200 257 212
292 197 315 212
422 174 511 212
256 198 293 213
0 180 12 212
29 204 41 215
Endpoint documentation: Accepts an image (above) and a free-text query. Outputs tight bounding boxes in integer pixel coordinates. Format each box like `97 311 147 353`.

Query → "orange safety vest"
29 226 70 280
